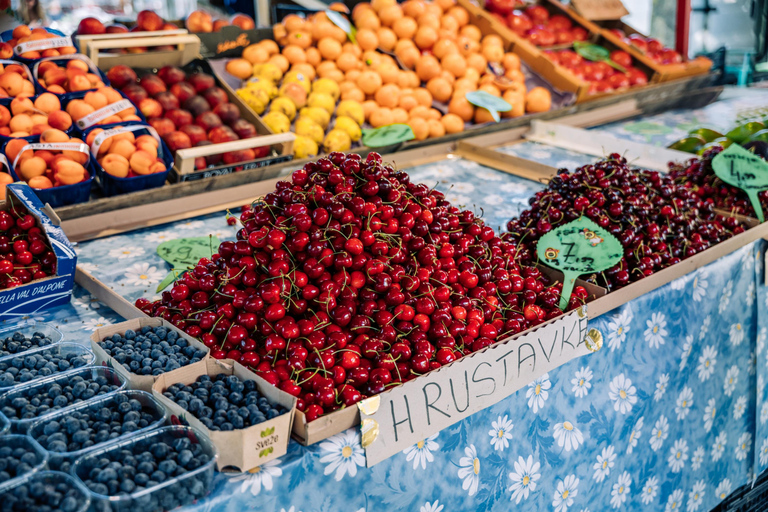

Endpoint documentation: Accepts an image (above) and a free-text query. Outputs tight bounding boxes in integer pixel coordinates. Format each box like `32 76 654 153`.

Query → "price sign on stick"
537 218 623 310
712 144 768 222
156 236 220 292
465 90 511 122
362 124 415 147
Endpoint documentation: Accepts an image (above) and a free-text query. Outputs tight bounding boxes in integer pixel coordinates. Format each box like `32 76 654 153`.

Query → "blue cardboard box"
0 183 76 320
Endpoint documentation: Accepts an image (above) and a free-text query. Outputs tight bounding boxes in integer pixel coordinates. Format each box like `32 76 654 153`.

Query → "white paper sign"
12 142 89 170
76 99 133 130
15 37 72 54
359 306 592 466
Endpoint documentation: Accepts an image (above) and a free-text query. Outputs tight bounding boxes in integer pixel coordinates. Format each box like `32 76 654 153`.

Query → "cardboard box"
0 183 76 321
152 358 296 470
90 317 210 392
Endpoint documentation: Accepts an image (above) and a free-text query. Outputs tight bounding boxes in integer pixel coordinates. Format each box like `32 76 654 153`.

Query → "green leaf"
155 236 220 292
537 218 623 310
712 144 768 222
573 42 626 73
465 90 511 123
362 124 415 147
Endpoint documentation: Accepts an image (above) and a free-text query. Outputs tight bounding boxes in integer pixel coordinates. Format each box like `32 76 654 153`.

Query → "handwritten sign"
362 124 414 147
15 36 72 54
712 143 768 222
537 218 623 309
465 90 511 122
570 0 629 20
359 307 593 466
574 42 626 73
156 236 220 291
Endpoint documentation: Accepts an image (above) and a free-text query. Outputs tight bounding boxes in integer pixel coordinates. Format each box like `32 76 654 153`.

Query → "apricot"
28 176 53 189
33 93 60 114
149 161 167 174
48 110 73 131
137 141 158 159
66 100 96 121
84 91 108 110
0 73 24 97
5 139 28 163
67 60 89 72
18 156 47 180
10 97 34 116
12 25 31 39
40 129 70 145
9 115 32 134
110 139 137 160
101 153 130 178
129 150 155 175
112 132 136 144
47 85 66 94
0 106 10 127
68 74 92 92
136 135 159 148
226 58 252 80
54 160 87 185
35 150 54 166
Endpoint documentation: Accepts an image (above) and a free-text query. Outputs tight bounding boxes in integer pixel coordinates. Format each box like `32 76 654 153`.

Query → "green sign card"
156 236 220 292
712 143 768 222
573 42 627 73
465 90 511 123
362 124 415 147
537 217 623 309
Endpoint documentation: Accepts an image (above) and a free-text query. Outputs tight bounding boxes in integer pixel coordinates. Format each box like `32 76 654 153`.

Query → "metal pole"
676 0 691 57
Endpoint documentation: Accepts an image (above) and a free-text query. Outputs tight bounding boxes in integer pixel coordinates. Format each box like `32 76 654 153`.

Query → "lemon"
295 117 325 144
299 107 331 129
283 70 311 94
334 116 361 142
323 129 352 152
245 78 278 99
335 100 365 125
253 63 282 82
262 111 291 133
307 92 336 115
312 77 341 101
236 88 269 114
293 135 319 159
270 97 297 121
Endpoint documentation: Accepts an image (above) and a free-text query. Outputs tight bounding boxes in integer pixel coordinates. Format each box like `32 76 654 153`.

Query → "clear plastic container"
0 434 49 490
0 321 63 358
0 343 95 392
0 367 128 434
72 426 217 512
0 470 91 512
27 390 168 473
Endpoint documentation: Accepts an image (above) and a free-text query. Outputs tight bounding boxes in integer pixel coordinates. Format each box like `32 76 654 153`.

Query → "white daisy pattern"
691 446 705 470
675 387 694 421
108 246 145 260
715 478 732 501
670 276 686 290
712 431 727 462
692 272 708 301
719 280 733 313
735 432 752 461
606 309 632 351
489 416 514 452
82 317 113 331
610 471 631 509
699 316 711 341
319 431 365 481
668 439 688 473
508 455 540 504
697 346 717 381
77 262 99 273
666 489 685 512
571 367 592 398
724 366 739 396
641 476 659 505
704 398 717 433
451 182 475 193
761 437 768 466
680 336 694 371
477 170 503 181
552 474 579 512
729 323 745 346
500 182 531 194
650 415 669 451
746 281 756 307
457 445 480 497
232 459 282 496
444 193 471 206
73 294 103 310
644 312 667 348
420 501 444 512
403 433 439 470
759 327 767 355
553 420 583 452
484 194 503 205
177 220 205 230
143 230 179 243
124 262 165 286
655 374 670 402
526 374 551 413
592 445 616 482
733 395 748 420
627 416 643 454
608 374 637 414
687 480 706 512
761 403 768 425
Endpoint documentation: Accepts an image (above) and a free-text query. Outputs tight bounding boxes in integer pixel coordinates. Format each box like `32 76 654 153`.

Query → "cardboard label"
570 0 629 21
465 90 512 122
15 36 72 54
76 99 134 130
91 124 160 156
538 218 623 309
712 144 768 222
156 237 220 291
12 143 89 170
362 124 415 147
360 307 590 466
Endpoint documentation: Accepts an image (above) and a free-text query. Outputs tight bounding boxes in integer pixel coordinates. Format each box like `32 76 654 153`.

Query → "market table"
6 86 768 512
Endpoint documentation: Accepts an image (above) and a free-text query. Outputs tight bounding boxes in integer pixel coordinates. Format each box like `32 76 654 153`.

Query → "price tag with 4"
156 236 220 292
712 143 768 222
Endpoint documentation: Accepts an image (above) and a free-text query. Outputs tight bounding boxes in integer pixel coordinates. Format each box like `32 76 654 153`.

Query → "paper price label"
76 100 133 130
15 37 72 54
361 124 414 148
712 143 768 222
537 217 623 309
465 90 511 123
156 236 221 292
12 142 89 170
91 124 160 156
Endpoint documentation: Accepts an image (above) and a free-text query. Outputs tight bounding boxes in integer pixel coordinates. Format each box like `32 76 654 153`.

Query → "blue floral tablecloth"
4 87 768 512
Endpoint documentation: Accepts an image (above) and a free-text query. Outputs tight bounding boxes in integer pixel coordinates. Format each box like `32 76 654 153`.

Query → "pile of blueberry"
101 326 207 377
0 347 90 388
77 431 212 510
0 372 123 422
0 330 56 357
31 392 162 459
0 472 85 512
0 437 44 484
163 374 285 431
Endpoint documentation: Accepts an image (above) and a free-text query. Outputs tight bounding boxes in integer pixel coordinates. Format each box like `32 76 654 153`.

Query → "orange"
305 47 321 66
425 3 444 18
342 42 362 57
416 55 441 81
336 53 360 72
414 26 438 50
426 77 452 103
269 54 290 73
377 63 400 84
283 15 306 33
440 15 459 34
466 53 487 73
282 45 306 64
392 16 418 40
362 100 378 120
357 70 383 94
440 70 455 85
352 3 374 21
346 69 361 82
379 5 404 26
287 31 312 49
464 67 481 83
502 90 525 118
375 83 401 108
505 68 525 83
479 83 501 97
394 38 416 54
398 70 420 88
454 78 477 94
318 38 343 60
428 118 445 138
357 29 379 51
341 87 365 102
502 53 521 72
258 39 279 56
408 117 429 140
311 21 335 41
324 69 345 83
447 6 469 26
441 113 464 133
356 12 381 30
433 40 458 60
371 0 396 12
482 34 504 48
526 87 552 113
317 60 339 76
397 46 420 69
413 88 433 107
409 105 430 119
339 81 357 94
457 36 480 56
482 44 504 63
362 51 382 68
292 63 316 81
369 107 393 128
402 0 426 19
442 53 467 78
474 107 495 123
391 107 409 124
460 25 481 41
427 108 442 120
399 94 418 111
416 14 440 32
448 95 474 121
436 0 455 10
377 28 397 51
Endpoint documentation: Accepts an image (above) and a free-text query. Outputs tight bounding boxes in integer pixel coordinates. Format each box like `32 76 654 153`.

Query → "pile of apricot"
0 94 73 137
65 87 141 126
85 126 167 178
6 128 90 189
37 59 106 94
0 63 35 98
6 25 77 60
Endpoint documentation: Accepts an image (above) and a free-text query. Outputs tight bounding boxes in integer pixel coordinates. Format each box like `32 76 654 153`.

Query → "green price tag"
465 90 511 123
573 42 627 73
712 143 768 222
326 10 356 43
156 236 220 292
537 217 623 310
362 124 415 147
